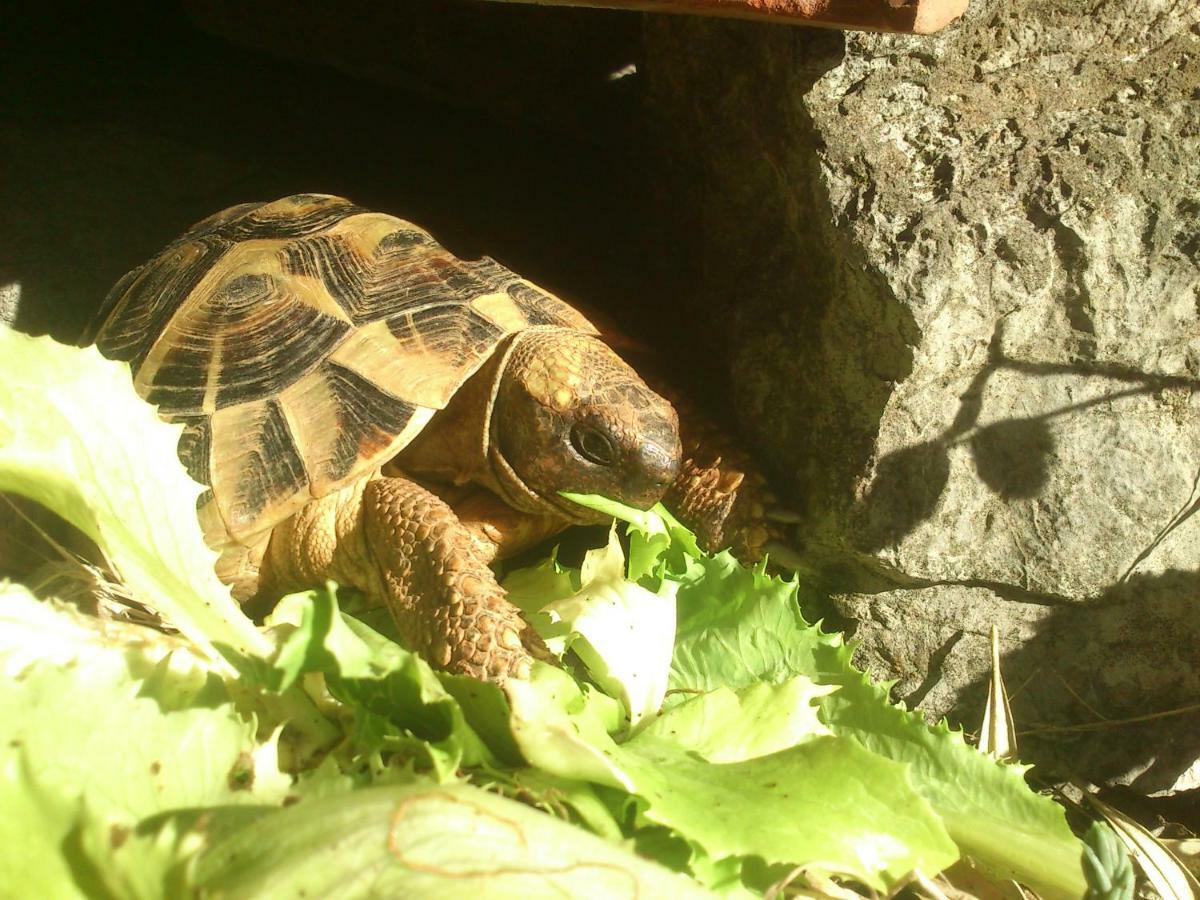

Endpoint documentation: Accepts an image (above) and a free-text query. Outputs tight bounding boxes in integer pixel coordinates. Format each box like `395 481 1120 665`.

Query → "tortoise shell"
89 193 598 567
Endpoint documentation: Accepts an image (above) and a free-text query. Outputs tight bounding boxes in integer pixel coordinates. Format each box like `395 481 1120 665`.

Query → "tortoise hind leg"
258 475 549 681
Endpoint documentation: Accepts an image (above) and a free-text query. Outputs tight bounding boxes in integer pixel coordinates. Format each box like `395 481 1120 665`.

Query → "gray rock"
643 0 1200 787
0 283 18 328
832 577 1200 792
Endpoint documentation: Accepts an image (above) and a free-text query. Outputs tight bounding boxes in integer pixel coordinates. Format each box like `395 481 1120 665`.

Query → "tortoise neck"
394 328 591 523
483 328 604 522
392 341 507 490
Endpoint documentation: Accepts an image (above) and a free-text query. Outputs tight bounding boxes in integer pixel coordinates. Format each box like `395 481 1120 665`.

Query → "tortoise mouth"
487 443 600 525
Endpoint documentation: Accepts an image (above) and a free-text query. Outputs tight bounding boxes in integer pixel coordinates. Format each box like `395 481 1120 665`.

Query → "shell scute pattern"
386 302 505 366
177 419 212 486
97 236 237 372
209 398 311 536
142 264 352 414
280 233 369 321
505 281 594 332
321 362 422 473
90 194 598 553
222 194 366 241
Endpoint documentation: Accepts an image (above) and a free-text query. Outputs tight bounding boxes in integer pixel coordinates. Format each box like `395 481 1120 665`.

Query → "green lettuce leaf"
0 582 291 896
531 496 1088 898
540 525 677 732
670 552 1088 900
644 678 834 764
193 782 716 899
561 491 700 582
508 665 959 890
499 767 626 842
0 751 87 899
0 327 267 659
224 584 496 777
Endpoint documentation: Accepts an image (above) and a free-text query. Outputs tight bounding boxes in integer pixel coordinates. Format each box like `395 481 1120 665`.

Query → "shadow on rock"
844 316 1200 555
970 417 1055 500
977 568 1200 791
856 440 950 553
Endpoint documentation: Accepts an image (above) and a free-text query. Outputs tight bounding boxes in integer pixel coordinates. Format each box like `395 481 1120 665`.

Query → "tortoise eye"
570 425 616 467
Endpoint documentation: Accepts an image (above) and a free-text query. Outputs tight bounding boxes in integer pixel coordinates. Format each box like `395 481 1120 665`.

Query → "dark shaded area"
856 440 951 552
1094 784 1200 838
894 630 964 711
639 19 920 538
970 418 1055 500
0 1 680 374
0 495 101 581
994 567 1200 794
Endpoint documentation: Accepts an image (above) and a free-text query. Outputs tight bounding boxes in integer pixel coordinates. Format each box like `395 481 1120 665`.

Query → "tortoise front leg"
258 475 549 681
446 488 569 564
664 396 797 567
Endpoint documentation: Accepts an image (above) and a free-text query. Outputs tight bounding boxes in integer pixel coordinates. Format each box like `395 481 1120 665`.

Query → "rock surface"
643 0 1200 788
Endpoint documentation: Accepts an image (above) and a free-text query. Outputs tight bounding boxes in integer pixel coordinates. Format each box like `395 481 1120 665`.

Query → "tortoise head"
488 328 681 522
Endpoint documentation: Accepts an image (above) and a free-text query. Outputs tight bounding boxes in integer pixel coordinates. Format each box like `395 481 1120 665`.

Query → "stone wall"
643 0 1200 789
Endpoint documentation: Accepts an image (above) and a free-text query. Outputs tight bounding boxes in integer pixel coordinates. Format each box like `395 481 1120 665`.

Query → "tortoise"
87 193 780 681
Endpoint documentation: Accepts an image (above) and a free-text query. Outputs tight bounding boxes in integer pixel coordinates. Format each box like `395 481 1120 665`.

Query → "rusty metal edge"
478 0 969 34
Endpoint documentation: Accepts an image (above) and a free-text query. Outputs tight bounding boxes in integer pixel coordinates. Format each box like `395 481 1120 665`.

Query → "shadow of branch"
853 320 1200 552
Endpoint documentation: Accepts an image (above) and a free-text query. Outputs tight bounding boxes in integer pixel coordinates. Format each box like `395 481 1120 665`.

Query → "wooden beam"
479 0 969 35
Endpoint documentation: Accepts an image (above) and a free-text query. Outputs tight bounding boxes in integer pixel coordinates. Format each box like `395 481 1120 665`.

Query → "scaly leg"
446 488 569 564
258 474 549 681
662 394 798 567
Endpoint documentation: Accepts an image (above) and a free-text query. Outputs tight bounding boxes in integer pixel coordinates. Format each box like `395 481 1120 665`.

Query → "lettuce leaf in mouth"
0 329 1090 898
